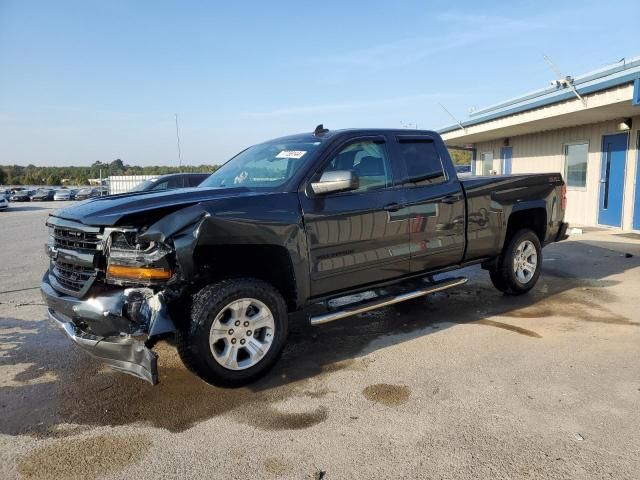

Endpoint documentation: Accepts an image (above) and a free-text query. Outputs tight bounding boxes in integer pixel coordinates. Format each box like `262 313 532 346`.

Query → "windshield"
200 139 322 189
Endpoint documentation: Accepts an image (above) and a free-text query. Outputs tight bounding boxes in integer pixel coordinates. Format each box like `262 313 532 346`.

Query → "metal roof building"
439 56 640 231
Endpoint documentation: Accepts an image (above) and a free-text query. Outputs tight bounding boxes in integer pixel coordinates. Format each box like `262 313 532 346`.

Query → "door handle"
383 202 404 212
441 195 460 204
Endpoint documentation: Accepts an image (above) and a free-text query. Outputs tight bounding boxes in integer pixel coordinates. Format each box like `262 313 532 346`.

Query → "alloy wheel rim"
513 240 537 283
209 298 275 371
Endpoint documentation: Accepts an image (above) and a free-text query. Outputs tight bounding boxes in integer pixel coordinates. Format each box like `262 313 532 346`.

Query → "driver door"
299 136 411 298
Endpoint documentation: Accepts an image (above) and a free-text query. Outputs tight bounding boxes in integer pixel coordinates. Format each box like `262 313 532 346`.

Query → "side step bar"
309 277 468 326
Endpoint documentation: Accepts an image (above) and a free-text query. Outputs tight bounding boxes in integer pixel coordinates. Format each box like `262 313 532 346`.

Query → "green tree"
46 174 61 186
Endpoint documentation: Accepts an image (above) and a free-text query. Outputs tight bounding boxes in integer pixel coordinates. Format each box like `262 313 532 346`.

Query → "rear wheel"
176 278 288 387
489 229 542 295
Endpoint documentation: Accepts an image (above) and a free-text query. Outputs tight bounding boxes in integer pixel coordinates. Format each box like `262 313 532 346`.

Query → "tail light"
561 184 567 210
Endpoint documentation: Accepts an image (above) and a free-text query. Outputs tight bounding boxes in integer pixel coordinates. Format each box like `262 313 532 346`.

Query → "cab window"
320 140 392 192
397 139 446 185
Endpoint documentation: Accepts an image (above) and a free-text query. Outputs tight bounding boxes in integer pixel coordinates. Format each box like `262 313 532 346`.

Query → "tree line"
1 150 471 187
0 159 219 186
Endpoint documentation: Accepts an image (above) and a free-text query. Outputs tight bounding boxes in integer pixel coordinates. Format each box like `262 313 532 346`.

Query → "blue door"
634 133 640 230
501 146 512 175
598 133 627 227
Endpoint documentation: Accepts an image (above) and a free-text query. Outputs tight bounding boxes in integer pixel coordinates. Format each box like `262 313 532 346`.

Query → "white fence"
107 175 157 195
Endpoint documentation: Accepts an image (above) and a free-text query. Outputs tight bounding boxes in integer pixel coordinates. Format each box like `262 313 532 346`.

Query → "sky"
1 0 639 167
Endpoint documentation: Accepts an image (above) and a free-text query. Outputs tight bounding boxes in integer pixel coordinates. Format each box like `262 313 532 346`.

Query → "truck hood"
51 187 257 226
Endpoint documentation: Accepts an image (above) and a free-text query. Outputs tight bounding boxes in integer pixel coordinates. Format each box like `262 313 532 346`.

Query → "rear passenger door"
300 136 411 297
392 135 465 272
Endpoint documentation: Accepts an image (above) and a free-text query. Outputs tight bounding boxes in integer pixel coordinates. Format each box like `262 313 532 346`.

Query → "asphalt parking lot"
1 202 639 479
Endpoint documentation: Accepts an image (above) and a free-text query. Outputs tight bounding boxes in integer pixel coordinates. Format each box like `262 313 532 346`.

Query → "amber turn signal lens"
107 265 172 281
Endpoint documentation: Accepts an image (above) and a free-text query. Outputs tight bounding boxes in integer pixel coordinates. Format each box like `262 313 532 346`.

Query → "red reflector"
561 184 567 210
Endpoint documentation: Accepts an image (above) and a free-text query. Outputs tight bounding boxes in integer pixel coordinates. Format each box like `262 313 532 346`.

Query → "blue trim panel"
633 78 640 106
634 132 640 230
471 149 476 175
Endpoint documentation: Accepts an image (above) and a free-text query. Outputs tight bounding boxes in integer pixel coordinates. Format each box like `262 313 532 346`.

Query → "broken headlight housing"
105 230 174 285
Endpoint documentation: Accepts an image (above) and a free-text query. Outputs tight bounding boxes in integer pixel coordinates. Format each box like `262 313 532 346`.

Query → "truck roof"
264 128 441 145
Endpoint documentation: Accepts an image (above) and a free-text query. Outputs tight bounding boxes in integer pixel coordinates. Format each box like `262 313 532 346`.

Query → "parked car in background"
130 173 210 192
0 195 8 210
10 190 34 202
455 165 472 175
75 187 107 201
54 189 71 201
53 189 79 201
31 189 55 201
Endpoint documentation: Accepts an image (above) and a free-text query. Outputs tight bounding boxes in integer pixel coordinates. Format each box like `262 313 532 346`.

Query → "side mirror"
311 170 359 195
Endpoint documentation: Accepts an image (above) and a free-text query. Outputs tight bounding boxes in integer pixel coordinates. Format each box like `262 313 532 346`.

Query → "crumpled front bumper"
41 273 176 385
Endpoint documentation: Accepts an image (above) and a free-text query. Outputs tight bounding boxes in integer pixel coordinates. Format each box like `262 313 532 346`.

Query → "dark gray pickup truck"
41 126 569 386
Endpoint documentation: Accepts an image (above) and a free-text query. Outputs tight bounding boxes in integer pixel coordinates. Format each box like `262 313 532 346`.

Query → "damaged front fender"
137 203 210 282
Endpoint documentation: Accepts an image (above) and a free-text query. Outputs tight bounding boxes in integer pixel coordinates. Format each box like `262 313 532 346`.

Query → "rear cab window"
395 137 447 185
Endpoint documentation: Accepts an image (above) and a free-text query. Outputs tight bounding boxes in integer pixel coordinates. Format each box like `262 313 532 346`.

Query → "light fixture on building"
618 118 632 131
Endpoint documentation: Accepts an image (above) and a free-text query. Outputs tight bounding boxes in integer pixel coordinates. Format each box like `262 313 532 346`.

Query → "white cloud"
323 12 548 70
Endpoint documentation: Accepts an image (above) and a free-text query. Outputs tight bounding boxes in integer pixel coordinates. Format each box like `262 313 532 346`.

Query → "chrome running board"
309 277 468 326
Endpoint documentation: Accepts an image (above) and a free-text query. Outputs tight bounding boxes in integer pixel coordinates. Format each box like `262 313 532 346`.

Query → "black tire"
489 229 542 295
489 267 511 294
176 278 288 387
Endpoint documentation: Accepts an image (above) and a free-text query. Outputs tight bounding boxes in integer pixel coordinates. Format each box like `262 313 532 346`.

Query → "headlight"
106 231 173 284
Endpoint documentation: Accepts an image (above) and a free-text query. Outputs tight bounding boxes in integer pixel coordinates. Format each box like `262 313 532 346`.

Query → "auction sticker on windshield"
276 150 306 159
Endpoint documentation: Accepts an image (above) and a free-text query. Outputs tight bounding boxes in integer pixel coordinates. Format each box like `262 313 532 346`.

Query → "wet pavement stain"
17 434 151 480
502 295 638 327
473 319 542 338
263 457 292 476
362 384 411 406
250 405 329 430
3 242 639 439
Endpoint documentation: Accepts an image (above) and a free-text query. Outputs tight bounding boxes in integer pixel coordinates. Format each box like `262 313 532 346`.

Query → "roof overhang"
442 83 638 146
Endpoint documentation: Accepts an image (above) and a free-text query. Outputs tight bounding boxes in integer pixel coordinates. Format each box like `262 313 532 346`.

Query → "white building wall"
473 115 640 230
107 175 157 195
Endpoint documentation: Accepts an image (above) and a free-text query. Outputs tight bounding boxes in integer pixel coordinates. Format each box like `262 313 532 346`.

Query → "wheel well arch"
192 244 298 311
504 208 547 247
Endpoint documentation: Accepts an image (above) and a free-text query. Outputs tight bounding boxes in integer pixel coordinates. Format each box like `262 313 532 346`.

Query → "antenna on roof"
543 55 587 107
438 103 466 133
314 124 329 136
175 113 183 171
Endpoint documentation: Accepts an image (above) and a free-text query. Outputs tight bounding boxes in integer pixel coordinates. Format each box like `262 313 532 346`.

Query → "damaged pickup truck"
41 126 569 386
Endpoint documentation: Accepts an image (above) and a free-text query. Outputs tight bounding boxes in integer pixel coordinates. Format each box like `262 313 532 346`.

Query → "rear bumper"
41 273 176 385
555 222 570 242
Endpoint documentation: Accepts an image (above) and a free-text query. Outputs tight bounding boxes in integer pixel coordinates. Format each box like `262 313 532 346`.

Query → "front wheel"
176 278 288 387
489 229 542 295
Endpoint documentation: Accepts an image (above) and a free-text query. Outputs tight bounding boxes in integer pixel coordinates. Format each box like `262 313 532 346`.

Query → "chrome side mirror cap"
310 170 359 195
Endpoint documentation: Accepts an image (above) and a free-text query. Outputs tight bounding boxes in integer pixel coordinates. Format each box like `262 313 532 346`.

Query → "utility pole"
175 113 182 170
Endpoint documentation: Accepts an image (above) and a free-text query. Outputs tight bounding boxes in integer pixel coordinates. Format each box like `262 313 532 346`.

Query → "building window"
481 152 493 175
564 143 588 188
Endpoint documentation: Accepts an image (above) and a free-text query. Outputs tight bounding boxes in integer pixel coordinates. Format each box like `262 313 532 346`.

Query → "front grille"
52 260 95 293
52 227 101 251
46 217 102 297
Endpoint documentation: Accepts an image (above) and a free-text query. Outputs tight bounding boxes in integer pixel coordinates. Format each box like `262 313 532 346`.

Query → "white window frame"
480 151 494 175
563 141 589 191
